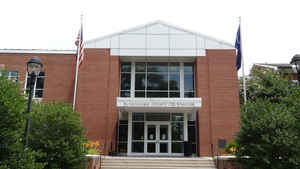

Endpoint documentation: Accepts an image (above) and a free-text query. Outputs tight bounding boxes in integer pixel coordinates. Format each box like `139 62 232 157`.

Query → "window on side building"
0 71 19 82
25 71 45 99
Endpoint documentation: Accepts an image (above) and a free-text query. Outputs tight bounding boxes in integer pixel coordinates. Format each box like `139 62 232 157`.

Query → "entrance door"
145 122 171 155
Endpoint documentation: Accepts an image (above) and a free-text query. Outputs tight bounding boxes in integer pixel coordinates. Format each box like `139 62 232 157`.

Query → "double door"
145 122 171 155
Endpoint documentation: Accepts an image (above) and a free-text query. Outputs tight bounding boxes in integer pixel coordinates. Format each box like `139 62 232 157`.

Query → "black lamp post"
290 54 300 83
24 56 43 147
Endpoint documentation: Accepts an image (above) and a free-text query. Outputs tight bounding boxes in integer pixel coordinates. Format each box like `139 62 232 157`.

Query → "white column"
180 62 184 98
130 62 135 98
127 112 132 154
184 112 188 141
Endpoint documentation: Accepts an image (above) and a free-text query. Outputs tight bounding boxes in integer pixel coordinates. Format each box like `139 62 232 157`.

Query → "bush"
236 69 300 169
29 102 88 169
225 141 237 155
0 72 45 169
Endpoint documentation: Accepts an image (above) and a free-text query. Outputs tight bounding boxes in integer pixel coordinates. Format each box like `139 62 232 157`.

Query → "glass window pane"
132 142 144 153
169 92 180 98
172 113 184 121
35 90 43 98
118 143 127 153
160 125 169 140
121 63 131 72
39 72 45 76
135 73 146 90
146 113 170 121
147 73 168 90
160 143 168 153
169 73 180 90
169 63 180 72
184 73 194 91
171 122 184 141
147 92 168 98
147 143 156 153
36 77 45 89
26 77 30 89
172 142 184 153
135 91 145 98
132 122 144 140
120 91 130 97
133 113 144 121
184 63 194 72
147 63 168 72
11 71 18 77
119 124 128 141
147 125 156 140
121 73 131 90
136 62 146 72
184 92 194 98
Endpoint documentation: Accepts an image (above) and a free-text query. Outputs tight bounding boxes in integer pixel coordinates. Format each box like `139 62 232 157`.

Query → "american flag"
75 24 84 67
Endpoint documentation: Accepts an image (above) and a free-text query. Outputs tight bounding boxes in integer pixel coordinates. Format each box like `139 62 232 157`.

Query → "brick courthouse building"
0 21 240 157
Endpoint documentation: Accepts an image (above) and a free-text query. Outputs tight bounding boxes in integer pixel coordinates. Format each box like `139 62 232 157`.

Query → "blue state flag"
235 25 242 70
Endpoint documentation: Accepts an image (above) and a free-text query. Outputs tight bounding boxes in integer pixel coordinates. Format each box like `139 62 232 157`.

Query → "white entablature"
85 20 234 57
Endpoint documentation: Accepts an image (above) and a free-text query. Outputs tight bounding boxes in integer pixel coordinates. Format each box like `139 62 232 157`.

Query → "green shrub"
236 69 300 169
225 141 237 155
0 72 45 169
29 102 88 169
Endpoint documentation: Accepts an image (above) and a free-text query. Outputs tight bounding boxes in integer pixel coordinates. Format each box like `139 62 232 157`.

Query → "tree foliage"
29 102 88 169
236 69 300 169
0 72 45 169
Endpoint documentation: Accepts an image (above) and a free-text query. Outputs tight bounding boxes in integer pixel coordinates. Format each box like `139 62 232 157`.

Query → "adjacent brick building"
0 21 240 157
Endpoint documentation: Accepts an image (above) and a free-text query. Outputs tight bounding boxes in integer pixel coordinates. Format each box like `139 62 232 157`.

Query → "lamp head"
27 56 43 75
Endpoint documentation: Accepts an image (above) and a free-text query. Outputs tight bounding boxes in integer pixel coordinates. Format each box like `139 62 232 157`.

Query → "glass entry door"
145 122 171 154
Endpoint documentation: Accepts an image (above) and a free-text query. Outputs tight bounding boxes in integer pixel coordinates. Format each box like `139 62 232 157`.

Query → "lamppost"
24 56 43 147
290 54 300 83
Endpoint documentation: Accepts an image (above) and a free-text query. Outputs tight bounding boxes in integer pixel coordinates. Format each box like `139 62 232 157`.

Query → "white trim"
86 20 234 48
0 49 76 54
184 113 188 141
127 112 132 154
180 63 184 98
253 63 278 70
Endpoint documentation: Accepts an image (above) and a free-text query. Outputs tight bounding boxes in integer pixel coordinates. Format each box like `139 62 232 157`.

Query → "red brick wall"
0 53 76 103
196 49 240 156
76 49 119 154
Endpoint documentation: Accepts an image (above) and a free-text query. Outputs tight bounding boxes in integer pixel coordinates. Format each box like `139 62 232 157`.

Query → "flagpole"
239 16 247 104
73 15 83 110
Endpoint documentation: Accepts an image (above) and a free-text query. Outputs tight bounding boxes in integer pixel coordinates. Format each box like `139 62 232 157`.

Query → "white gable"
85 21 234 57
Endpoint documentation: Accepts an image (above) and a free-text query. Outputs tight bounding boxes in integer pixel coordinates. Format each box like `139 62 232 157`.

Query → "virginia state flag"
235 25 242 70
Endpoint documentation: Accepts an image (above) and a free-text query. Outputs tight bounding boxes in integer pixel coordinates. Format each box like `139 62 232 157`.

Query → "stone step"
101 167 216 169
102 160 214 164
101 156 216 169
102 162 214 167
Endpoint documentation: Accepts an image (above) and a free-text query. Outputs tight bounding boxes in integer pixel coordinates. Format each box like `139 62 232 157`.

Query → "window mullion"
131 62 135 98
180 63 184 98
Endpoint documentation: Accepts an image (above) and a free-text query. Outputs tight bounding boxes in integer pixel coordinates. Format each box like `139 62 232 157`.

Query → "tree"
236 69 300 169
0 71 45 169
29 102 88 169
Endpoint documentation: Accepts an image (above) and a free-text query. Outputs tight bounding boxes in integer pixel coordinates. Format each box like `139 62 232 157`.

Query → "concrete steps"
101 156 216 169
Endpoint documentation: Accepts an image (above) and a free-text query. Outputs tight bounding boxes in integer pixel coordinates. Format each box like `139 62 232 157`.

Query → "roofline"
254 63 294 70
0 49 76 54
85 20 235 48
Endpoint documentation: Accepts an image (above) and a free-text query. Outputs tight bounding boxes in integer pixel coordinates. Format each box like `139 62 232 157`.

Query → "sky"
1 0 300 75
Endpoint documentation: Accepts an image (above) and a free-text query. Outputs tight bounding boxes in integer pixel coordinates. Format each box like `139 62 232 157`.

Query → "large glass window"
120 63 131 97
120 62 195 98
184 63 195 98
25 71 45 99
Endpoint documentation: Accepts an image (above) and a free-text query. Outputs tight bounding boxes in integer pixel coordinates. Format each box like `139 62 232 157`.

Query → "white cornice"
0 49 76 54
